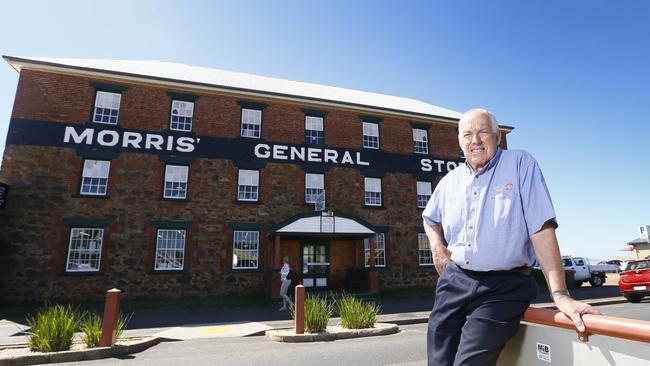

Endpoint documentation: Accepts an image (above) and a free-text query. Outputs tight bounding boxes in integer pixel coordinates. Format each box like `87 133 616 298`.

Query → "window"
305 116 324 145
80 160 110 196
232 231 259 269
413 128 429 154
417 181 432 208
93 91 121 124
163 165 189 199
154 229 186 270
241 108 262 138
364 233 386 267
418 233 434 266
66 228 103 272
364 177 382 206
238 169 259 201
170 100 194 131
363 122 379 149
305 173 324 203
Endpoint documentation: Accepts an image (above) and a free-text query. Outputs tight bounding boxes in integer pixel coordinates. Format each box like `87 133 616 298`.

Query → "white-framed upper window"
66 228 103 272
364 233 386 267
417 181 432 209
80 160 110 196
413 128 429 154
170 100 194 132
154 229 186 271
364 177 382 206
238 169 259 201
363 122 379 149
232 230 259 269
241 108 262 138
164 165 189 199
93 91 121 125
418 233 434 266
305 116 324 145
305 173 324 203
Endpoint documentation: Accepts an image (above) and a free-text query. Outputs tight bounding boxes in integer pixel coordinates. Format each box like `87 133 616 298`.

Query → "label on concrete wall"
536 342 552 362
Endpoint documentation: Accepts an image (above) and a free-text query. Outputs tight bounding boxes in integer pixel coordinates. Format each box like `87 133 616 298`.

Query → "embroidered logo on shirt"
505 183 513 191
495 183 514 192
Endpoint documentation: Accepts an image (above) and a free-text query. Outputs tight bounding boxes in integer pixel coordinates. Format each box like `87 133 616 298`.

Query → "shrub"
114 312 133 343
336 294 380 329
81 312 102 348
27 304 79 352
290 295 332 333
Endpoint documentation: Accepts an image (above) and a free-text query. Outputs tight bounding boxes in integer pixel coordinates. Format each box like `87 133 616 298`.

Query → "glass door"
301 242 329 292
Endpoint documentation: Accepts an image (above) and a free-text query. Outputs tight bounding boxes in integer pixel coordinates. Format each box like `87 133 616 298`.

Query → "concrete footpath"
0 287 627 346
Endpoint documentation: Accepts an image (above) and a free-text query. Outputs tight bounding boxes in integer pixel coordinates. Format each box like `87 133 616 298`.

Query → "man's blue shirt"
422 148 557 271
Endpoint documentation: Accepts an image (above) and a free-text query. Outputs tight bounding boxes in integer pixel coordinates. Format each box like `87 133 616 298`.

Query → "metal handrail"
523 307 650 343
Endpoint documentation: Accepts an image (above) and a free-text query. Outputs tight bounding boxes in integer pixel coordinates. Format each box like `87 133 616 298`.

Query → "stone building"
0 56 511 304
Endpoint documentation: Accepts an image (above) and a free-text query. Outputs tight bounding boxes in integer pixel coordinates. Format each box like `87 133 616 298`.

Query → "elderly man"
422 109 600 366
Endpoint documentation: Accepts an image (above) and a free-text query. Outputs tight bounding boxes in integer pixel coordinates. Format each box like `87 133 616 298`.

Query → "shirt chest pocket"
444 194 465 232
491 192 520 231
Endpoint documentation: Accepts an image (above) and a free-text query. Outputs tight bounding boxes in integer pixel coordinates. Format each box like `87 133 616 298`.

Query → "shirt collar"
464 147 503 177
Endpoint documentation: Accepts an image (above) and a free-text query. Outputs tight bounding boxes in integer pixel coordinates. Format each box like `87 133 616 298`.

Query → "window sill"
418 265 436 270
150 270 188 274
230 268 261 273
363 205 386 210
363 266 389 271
62 271 104 276
72 194 111 199
233 199 261 205
161 197 191 202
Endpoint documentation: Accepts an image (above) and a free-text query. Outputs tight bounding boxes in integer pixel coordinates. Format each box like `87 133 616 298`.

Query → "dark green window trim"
158 155 196 165
227 222 264 231
360 115 383 124
90 81 128 93
166 92 199 102
237 101 268 110
150 220 193 229
416 226 426 233
375 225 390 233
301 108 328 118
300 163 329 174
63 217 112 227
411 122 431 130
360 168 386 178
76 148 120 160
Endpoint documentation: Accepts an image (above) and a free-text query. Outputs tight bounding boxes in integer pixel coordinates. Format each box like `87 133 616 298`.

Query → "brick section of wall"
0 70 506 304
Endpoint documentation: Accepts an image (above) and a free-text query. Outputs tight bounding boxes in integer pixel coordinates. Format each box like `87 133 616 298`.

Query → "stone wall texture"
0 69 509 304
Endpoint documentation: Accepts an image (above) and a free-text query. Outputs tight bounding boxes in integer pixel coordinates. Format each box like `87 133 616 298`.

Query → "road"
55 300 650 366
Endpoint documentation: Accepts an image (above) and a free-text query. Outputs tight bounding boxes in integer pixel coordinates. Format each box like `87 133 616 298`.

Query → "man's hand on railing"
554 295 602 332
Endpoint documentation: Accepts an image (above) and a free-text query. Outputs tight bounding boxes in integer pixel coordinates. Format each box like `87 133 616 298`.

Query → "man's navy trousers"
427 262 538 366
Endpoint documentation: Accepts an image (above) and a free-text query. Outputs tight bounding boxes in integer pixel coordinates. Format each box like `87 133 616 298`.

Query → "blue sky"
0 0 648 260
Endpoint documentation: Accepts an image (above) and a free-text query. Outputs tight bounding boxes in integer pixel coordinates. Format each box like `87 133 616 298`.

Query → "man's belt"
459 266 531 276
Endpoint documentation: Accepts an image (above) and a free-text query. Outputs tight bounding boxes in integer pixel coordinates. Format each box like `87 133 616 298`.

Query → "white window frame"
418 233 434 266
417 181 432 209
240 108 262 138
66 228 103 272
364 177 382 206
80 159 110 196
93 91 121 125
413 128 429 154
362 122 379 149
154 229 186 271
237 169 259 202
305 173 324 203
232 230 259 269
170 100 194 132
364 233 386 267
305 116 324 145
163 165 189 199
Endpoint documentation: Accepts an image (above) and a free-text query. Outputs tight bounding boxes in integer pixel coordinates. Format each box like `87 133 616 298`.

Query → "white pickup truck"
562 256 619 287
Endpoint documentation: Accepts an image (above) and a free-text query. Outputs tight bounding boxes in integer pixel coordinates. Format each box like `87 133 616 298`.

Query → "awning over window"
269 211 378 237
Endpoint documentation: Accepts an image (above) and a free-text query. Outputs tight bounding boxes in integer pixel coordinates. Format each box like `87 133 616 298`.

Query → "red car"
618 259 650 303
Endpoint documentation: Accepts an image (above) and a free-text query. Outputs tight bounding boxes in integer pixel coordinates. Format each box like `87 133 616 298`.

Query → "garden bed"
265 322 398 343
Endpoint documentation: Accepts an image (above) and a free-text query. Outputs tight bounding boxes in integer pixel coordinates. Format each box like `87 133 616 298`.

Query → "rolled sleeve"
519 159 558 235
422 182 443 226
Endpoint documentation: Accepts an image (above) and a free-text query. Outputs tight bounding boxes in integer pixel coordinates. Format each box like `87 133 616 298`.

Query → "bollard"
100 288 122 347
294 285 305 334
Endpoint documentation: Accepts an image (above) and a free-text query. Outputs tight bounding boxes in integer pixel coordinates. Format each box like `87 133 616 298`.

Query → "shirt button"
468 225 473 230
473 191 478 196
465 261 470 265
471 208 476 213
467 243 472 247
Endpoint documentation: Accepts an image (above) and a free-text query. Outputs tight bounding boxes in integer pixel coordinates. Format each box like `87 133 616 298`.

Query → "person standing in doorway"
279 256 294 311
422 108 600 365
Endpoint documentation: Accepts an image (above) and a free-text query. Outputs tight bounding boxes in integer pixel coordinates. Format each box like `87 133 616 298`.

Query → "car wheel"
574 281 583 288
624 294 642 303
589 275 604 287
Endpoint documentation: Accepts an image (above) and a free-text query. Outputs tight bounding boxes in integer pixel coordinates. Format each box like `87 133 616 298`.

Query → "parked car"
562 256 618 287
620 260 634 272
618 259 650 303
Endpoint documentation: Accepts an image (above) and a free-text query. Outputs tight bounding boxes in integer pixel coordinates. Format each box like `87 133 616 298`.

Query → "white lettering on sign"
307 148 322 162
536 342 551 363
255 144 271 158
273 144 288 160
324 149 338 163
419 158 456 174
63 126 198 153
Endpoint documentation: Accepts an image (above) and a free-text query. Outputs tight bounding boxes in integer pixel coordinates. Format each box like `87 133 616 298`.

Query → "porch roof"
269 211 379 237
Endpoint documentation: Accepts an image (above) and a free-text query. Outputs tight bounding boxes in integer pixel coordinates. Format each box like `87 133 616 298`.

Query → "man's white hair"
458 108 499 134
